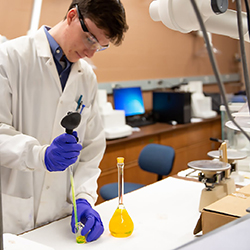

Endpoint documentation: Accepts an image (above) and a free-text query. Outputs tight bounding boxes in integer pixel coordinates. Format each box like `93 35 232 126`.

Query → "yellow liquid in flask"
109 207 134 238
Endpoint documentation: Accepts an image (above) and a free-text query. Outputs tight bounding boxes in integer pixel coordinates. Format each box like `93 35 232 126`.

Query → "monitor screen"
113 87 145 117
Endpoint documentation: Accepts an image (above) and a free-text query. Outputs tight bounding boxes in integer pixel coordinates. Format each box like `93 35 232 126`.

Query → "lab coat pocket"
2 193 34 234
80 105 91 121
77 105 91 139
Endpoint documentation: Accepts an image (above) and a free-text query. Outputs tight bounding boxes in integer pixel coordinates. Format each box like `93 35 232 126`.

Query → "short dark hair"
66 0 129 46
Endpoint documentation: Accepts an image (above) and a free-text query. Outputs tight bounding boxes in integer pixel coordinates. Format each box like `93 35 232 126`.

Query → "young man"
0 0 128 242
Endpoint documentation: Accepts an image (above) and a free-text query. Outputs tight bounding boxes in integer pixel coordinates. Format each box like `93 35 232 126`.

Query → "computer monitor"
113 87 145 117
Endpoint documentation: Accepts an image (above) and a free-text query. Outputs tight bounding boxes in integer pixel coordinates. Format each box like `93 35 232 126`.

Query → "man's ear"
67 8 77 25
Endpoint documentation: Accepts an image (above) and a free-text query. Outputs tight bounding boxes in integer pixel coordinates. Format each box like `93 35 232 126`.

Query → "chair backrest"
138 143 175 178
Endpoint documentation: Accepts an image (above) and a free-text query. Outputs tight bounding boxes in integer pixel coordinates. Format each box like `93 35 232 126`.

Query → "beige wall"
0 0 245 84
0 0 34 38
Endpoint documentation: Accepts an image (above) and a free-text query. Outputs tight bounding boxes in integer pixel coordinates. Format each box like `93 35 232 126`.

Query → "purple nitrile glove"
71 199 104 242
45 131 82 172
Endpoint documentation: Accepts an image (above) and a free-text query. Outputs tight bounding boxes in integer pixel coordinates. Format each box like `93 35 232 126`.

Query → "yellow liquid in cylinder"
75 222 86 244
76 235 86 244
109 208 134 237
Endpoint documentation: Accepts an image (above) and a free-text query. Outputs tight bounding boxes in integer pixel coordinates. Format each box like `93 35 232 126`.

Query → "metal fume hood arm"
149 0 249 42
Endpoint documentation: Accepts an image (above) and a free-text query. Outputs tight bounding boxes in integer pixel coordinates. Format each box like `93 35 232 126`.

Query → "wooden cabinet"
96 116 221 204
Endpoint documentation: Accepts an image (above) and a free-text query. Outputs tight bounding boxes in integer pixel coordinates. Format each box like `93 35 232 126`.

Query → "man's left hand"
71 199 104 242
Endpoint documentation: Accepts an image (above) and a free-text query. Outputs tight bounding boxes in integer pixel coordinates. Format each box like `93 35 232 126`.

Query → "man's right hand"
44 132 82 172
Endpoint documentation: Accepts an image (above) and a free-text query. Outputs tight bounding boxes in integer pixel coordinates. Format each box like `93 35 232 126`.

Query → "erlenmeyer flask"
109 157 134 237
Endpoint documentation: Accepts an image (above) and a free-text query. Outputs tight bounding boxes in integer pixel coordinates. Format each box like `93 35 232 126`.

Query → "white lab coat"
0 26 106 234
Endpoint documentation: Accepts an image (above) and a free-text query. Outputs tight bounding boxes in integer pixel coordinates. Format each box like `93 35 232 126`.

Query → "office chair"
99 143 175 201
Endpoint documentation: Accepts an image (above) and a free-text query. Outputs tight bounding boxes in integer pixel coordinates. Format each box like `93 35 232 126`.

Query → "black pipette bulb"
61 111 81 135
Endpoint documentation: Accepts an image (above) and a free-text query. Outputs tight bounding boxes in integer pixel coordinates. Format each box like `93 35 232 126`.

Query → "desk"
97 117 221 203
21 177 204 250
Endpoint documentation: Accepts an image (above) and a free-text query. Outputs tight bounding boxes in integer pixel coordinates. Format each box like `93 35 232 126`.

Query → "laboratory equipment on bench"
61 111 86 244
225 103 250 133
109 157 134 237
180 81 217 119
223 103 250 171
207 148 247 182
220 103 245 149
188 143 236 212
188 160 234 211
97 89 132 139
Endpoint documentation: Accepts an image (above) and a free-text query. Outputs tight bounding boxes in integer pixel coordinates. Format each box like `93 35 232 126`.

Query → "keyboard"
126 117 155 127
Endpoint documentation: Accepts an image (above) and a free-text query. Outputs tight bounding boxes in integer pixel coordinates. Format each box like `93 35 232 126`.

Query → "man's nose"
85 49 95 58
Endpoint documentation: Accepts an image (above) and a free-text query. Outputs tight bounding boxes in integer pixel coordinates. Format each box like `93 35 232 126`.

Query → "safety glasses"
76 4 109 52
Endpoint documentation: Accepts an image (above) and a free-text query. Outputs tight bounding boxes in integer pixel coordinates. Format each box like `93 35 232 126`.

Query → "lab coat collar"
34 25 85 71
33 25 86 85
33 26 52 59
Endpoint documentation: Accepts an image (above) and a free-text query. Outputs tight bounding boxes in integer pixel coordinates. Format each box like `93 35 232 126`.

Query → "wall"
0 0 34 38
92 0 241 83
0 0 244 85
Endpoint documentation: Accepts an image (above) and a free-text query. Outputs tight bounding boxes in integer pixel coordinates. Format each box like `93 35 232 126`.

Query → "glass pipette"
60 110 86 243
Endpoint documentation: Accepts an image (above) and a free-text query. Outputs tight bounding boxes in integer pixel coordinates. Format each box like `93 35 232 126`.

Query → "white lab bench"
20 177 205 250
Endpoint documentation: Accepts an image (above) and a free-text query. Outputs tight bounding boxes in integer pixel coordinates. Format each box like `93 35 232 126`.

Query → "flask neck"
117 163 124 205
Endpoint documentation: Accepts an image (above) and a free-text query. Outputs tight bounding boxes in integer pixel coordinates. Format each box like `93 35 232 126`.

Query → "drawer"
100 144 125 171
124 135 159 163
187 123 210 145
160 129 188 149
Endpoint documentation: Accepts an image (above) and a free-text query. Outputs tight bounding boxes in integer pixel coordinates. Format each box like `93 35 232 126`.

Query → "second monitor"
113 86 154 127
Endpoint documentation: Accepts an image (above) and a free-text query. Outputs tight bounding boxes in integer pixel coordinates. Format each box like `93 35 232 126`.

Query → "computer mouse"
168 120 177 126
